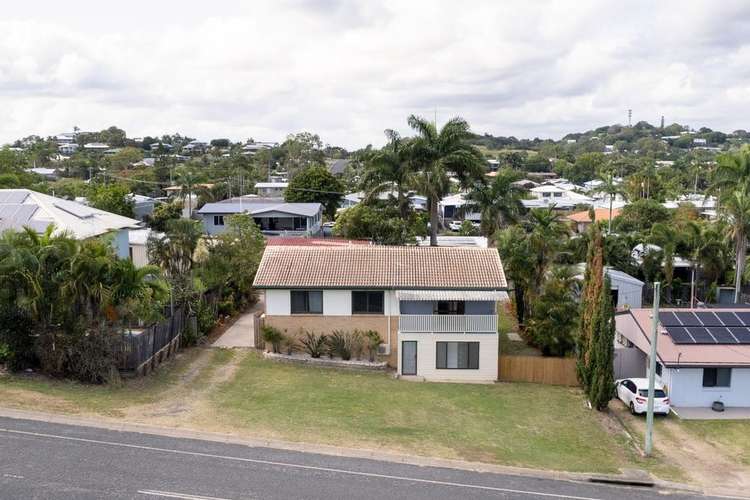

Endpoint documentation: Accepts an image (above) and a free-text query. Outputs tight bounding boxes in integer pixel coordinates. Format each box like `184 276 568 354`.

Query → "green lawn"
211 354 639 472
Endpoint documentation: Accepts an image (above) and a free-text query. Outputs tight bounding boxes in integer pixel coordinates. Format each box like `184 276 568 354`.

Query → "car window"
624 381 635 392
637 389 666 398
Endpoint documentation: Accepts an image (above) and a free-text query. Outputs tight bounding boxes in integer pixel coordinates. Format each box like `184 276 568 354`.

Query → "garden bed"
263 351 388 371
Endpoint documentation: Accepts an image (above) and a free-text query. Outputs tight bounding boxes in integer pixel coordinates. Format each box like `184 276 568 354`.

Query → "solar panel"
715 311 743 327
665 326 694 344
707 327 738 344
734 312 750 326
695 312 723 326
686 327 717 344
675 311 699 326
659 311 680 326
729 327 750 344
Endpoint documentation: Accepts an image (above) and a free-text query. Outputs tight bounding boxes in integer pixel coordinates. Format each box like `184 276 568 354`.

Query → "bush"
301 331 327 358
261 325 283 353
0 308 36 371
327 330 353 360
0 342 11 366
195 300 216 339
351 330 365 360
35 325 121 384
365 330 383 362
281 329 299 355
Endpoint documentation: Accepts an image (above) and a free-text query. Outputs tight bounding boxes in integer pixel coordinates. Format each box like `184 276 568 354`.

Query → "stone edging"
263 351 388 370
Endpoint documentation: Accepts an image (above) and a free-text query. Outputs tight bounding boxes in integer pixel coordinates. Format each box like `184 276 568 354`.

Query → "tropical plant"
327 330 353 360
720 185 750 303
301 331 327 358
361 129 414 219
592 172 625 235
281 330 299 355
364 330 383 362
464 168 524 238
524 266 578 356
526 208 570 296
648 222 683 303
407 115 486 246
284 165 344 218
261 325 283 353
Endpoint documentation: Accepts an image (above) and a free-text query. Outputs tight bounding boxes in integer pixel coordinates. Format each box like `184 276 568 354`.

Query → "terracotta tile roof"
565 208 621 223
253 245 507 290
265 237 372 247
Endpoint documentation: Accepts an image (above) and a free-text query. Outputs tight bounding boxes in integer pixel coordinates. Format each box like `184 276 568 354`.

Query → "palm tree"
407 115 486 246
683 220 731 307
649 222 682 304
360 130 414 219
526 208 569 296
720 185 750 303
465 168 525 239
176 167 201 218
710 145 750 197
592 172 625 235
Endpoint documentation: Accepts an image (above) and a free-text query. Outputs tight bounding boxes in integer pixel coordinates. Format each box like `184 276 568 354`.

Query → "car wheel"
630 402 637 415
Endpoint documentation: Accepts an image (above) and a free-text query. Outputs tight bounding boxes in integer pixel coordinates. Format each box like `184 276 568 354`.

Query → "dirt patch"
612 401 750 496
0 388 81 414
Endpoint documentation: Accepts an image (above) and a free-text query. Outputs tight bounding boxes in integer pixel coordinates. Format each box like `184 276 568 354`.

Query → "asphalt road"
0 416 718 500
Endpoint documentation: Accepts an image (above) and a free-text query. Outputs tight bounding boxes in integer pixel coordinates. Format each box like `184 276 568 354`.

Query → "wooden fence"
498 355 579 386
118 306 188 375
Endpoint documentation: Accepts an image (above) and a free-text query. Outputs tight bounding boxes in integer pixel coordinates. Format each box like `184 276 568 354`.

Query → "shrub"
195 300 216 339
365 330 383 362
327 330 353 360
350 330 365 360
301 331 327 358
261 325 283 353
0 308 36 371
280 329 299 355
0 342 11 366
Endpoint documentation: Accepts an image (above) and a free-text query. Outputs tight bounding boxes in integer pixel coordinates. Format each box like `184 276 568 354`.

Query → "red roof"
565 208 621 223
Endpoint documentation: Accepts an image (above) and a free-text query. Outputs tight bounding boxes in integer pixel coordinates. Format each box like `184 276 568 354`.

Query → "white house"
438 192 481 223
573 264 644 309
253 245 507 382
0 189 140 258
255 182 288 197
197 198 323 236
616 308 750 410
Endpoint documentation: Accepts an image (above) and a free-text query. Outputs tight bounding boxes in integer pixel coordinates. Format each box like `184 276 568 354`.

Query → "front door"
402 341 417 375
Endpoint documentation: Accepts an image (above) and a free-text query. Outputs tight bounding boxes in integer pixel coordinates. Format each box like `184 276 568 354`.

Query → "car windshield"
638 389 666 398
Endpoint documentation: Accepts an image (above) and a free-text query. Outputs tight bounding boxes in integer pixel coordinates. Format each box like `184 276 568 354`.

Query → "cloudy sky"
2 0 749 149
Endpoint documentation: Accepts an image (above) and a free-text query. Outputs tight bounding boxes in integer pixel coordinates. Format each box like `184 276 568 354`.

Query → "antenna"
660 115 665 130
628 109 632 127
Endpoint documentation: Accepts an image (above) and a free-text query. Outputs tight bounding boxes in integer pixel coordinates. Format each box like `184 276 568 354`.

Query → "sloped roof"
617 308 750 367
253 245 506 290
328 159 350 175
198 201 321 217
0 189 140 239
566 208 621 223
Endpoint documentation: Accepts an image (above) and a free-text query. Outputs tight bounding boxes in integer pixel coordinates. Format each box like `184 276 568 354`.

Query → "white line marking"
2 473 25 479
1 427 603 500
138 489 232 500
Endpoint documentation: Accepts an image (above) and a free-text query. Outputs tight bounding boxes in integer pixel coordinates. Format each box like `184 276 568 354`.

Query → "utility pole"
628 109 632 127
645 281 661 456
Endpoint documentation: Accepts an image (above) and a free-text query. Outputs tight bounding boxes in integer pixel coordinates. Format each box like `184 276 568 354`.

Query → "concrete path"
212 301 262 348
673 406 750 420
0 415 717 500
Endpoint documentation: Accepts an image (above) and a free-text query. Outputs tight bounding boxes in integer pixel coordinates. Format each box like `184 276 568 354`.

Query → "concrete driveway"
212 300 262 348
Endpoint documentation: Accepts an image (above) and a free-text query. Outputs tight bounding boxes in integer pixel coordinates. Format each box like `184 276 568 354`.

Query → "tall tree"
465 168 525 239
720 185 750 303
587 274 615 411
407 115 485 246
284 165 344 219
360 130 414 219
577 224 604 390
592 172 625 235
648 222 682 303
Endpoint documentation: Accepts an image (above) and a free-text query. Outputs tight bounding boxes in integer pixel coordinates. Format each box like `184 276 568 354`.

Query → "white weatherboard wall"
265 289 291 315
323 290 351 315
613 280 643 309
397 333 498 382
665 367 750 407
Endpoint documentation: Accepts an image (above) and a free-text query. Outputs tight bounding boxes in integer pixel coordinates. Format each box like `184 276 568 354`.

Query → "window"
655 362 662 377
702 368 731 388
434 301 465 315
213 215 225 226
436 342 479 369
638 389 667 398
352 291 384 314
290 290 323 314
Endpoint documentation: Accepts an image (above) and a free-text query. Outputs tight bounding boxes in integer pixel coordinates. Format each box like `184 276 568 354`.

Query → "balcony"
398 314 497 334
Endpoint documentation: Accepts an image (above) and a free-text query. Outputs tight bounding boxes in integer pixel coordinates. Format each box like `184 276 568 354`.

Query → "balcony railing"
398 314 497 334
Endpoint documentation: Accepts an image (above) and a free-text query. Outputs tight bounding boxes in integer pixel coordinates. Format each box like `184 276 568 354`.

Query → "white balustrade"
398 314 497 333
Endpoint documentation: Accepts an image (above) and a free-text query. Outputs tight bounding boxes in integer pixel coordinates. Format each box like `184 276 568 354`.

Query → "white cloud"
1 0 750 148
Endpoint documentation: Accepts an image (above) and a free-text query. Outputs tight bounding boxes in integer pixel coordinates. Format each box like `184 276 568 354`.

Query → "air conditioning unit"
377 344 390 356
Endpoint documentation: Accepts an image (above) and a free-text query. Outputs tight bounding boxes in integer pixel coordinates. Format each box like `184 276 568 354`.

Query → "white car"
615 378 671 416
448 221 463 231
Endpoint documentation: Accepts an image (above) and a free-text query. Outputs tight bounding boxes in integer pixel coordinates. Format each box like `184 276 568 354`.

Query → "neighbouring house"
241 141 277 155
0 189 140 258
340 190 428 212
253 245 508 382
58 143 79 155
438 193 481 223
573 264 644 309
127 194 156 221
328 159 350 176
416 235 489 248
522 184 593 210
83 142 110 151
564 208 622 234
25 167 59 181
615 308 750 410
128 228 159 267
182 141 208 154
254 182 288 197
198 198 323 236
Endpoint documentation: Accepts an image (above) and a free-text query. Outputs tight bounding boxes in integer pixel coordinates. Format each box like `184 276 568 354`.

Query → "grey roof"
198 201 322 217
329 159 350 175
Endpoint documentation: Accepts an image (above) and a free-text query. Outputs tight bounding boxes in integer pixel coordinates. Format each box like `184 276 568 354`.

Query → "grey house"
198 199 323 236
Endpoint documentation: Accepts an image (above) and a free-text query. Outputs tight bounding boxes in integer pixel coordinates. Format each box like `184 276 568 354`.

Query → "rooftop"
198 201 321 217
0 189 140 239
253 245 506 290
565 208 622 223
